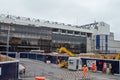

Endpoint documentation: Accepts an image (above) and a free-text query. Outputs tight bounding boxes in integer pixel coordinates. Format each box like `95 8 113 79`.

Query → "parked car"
19 64 26 74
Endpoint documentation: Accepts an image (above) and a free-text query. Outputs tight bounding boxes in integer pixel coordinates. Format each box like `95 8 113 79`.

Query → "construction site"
0 14 120 80
1 49 120 80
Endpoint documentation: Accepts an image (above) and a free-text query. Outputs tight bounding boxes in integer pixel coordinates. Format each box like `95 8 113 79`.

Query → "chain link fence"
59 71 91 80
19 59 92 80
20 67 91 80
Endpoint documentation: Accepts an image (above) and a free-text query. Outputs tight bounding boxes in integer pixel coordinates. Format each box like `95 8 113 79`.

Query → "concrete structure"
0 14 120 53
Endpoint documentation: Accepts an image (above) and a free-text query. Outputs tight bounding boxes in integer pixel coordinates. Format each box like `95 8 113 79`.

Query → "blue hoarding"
0 61 19 80
96 35 100 50
81 58 119 74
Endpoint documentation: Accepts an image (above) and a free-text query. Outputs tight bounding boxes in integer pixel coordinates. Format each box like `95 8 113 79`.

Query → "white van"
68 57 82 70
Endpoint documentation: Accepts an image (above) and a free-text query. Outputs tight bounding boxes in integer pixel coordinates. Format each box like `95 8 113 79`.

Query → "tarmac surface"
19 59 120 80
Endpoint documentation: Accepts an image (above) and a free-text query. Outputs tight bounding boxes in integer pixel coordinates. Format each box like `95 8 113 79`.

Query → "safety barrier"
59 71 91 80
1 52 120 74
102 63 107 73
0 52 17 58
102 63 112 74
35 71 91 80
81 58 120 74
0 55 19 80
35 76 46 80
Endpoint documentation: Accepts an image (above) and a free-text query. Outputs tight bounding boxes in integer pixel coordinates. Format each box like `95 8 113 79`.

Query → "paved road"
19 59 120 80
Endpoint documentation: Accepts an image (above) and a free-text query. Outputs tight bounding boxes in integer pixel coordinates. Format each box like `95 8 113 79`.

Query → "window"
68 30 73 34
61 29 66 33
68 60 74 65
52 28 59 32
75 31 80 35
81 32 86 35
87 33 92 37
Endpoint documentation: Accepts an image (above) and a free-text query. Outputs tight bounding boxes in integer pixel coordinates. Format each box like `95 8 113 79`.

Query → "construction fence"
58 71 91 80
20 63 91 80
21 70 91 80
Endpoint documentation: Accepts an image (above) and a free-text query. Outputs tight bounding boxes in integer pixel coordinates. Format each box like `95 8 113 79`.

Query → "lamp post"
6 23 11 55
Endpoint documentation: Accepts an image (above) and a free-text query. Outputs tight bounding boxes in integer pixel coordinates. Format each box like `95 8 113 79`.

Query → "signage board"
86 60 96 67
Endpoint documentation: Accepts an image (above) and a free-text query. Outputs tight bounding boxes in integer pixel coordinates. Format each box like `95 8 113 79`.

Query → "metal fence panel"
20 52 29 58
0 61 19 80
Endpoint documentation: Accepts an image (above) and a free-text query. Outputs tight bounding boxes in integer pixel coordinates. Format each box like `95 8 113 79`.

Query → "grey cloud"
0 0 120 39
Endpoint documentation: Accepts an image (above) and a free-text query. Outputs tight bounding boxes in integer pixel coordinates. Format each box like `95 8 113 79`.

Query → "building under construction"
0 14 120 53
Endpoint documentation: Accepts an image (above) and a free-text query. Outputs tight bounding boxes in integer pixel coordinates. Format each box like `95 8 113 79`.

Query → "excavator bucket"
58 61 67 68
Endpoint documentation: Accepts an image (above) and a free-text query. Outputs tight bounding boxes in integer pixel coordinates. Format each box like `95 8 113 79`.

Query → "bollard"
35 76 46 80
102 63 107 73
46 60 51 64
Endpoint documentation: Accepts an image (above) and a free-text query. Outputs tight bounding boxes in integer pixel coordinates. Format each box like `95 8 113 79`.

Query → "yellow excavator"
57 47 74 68
114 53 120 60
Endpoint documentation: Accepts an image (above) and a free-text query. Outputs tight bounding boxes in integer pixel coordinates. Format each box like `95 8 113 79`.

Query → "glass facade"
0 22 86 53
0 23 52 52
52 34 86 53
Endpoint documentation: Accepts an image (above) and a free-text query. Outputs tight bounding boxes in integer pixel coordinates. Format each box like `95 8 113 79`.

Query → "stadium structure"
0 14 120 53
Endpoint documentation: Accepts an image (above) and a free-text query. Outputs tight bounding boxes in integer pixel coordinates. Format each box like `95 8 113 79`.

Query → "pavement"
19 59 120 80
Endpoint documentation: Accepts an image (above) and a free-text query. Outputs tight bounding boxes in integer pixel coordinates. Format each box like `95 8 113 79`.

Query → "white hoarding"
0 67 1 76
86 60 96 67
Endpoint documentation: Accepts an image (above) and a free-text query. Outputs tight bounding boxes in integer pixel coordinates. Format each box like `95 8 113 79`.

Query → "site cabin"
68 57 82 70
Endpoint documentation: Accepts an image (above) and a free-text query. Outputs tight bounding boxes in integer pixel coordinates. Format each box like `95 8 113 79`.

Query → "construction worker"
57 57 60 64
82 65 88 79
91 63 96 72
111 64 114 75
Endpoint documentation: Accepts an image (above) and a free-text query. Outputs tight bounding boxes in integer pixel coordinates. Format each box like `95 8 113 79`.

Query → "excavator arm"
57 47 74 68
59 47 74 57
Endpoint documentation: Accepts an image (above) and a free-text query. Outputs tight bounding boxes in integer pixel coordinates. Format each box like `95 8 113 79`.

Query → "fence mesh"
19 59 92 80
57 71 91 80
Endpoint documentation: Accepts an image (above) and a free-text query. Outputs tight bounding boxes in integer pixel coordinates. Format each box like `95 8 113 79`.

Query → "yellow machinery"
100 54 120 60
57 47 74 68
59 47 74 57
100 55 110 59
57 47 120 67
58 60 67 68
114 54 120 60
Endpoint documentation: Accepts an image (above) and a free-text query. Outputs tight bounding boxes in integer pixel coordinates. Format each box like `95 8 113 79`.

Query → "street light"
6 23 12 55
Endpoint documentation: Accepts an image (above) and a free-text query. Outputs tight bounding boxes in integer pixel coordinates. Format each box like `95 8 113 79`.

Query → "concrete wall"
108 40 120 53
97 22 110 35
87 37 92 53
93 33 120 53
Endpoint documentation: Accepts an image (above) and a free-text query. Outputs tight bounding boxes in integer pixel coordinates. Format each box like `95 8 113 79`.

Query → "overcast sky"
0 0 120 40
